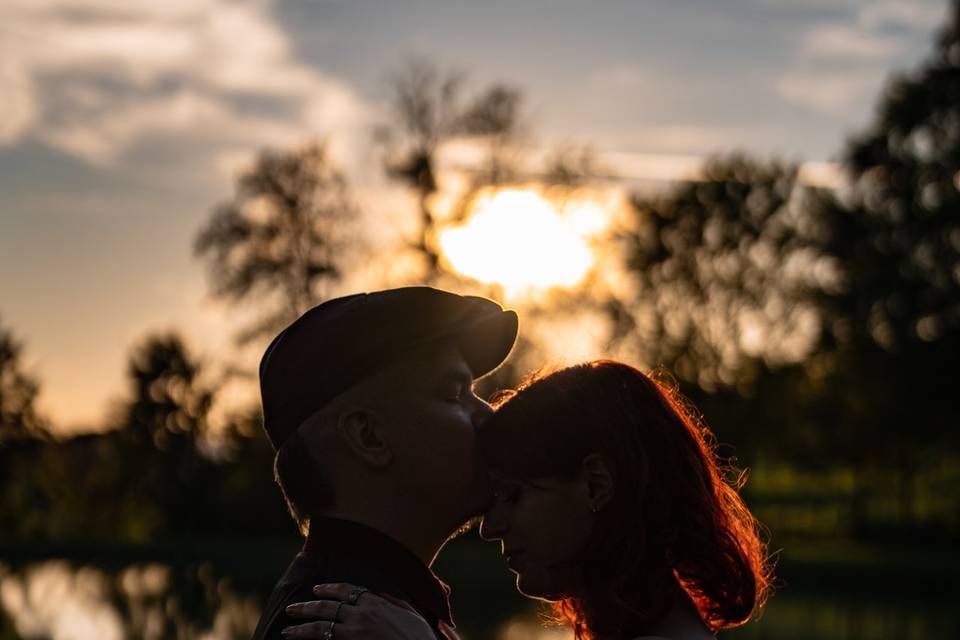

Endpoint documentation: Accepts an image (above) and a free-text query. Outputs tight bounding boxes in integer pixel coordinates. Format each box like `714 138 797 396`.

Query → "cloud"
588 65 655 91
801 23 905 60
777 0 947 115
0 54 35 143
0 0 374 169
797 1 946 62
776 71 879 115
859 1 947 32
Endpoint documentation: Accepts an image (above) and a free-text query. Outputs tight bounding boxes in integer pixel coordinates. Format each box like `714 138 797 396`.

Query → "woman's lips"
505 549 526 568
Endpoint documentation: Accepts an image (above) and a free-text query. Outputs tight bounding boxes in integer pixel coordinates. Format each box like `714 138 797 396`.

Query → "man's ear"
336 406 392 468
580 453 613 513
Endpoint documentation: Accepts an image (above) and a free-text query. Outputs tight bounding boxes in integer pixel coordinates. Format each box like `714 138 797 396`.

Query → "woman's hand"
282 583 436 639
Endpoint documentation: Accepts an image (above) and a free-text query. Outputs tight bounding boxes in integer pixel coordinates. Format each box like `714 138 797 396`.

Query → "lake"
2 535 956 639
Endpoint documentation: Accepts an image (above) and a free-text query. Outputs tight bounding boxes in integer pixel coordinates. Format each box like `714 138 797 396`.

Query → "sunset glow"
438 188 609 294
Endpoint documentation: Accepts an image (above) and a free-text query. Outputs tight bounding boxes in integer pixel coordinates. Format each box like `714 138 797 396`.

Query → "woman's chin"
514 574 562 601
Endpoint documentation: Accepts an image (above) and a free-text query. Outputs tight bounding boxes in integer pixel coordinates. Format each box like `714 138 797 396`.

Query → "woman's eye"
494 482 522 503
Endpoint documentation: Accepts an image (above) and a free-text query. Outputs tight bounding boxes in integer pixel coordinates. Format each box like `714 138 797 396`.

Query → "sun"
438 187 610 295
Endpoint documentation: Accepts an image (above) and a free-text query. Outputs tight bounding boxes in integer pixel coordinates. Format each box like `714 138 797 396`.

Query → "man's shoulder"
253 553 326 640
251 551 424 640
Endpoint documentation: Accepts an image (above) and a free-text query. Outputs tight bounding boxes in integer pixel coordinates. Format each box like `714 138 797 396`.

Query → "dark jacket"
252 517 455 640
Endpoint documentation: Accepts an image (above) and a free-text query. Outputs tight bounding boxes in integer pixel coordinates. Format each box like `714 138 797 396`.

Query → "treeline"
2 6 959 547
0 332 288 542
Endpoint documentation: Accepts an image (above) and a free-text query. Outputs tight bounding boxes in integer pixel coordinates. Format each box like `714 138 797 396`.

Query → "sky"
0 0 951 432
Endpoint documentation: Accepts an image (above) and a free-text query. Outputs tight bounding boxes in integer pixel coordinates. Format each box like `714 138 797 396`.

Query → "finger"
312 582 360 600
285 599 342 620
313 582 369 605
281 620 333 639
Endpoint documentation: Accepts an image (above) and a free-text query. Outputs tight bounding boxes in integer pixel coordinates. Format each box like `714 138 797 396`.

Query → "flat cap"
258 286 518 450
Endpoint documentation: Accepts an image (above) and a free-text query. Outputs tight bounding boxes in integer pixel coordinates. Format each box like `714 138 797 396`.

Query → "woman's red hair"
481 360 773 639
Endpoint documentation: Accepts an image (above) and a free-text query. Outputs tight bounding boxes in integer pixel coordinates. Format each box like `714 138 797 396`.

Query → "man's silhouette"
252 287 518 640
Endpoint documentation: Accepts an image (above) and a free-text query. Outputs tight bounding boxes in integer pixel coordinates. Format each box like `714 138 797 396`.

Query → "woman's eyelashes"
493 480 523 504
441 379 476 404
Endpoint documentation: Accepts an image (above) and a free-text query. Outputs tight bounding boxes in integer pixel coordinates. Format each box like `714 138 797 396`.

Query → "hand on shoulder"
283 583 436 639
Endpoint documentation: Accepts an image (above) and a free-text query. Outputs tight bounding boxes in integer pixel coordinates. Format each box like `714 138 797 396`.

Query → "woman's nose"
479 505 506 541
478 517 498 541
470 395 494 428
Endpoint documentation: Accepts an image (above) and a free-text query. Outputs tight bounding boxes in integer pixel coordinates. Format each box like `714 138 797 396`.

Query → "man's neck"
317 508 459 567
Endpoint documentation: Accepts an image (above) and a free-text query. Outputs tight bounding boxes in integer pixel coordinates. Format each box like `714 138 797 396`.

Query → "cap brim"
455 309 519 379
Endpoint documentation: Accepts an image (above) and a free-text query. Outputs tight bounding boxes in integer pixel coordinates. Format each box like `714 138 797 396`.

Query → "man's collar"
303 516 453 626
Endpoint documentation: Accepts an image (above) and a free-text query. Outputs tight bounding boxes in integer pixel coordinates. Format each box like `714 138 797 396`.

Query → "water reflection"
489 593 960 640
496 616 572 640
0 561 258 640
723 590 960 640
1 561 957 640
1 562 124 640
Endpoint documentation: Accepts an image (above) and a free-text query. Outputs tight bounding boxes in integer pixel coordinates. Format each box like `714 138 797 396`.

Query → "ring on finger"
347 587 368 605
321 620 335 640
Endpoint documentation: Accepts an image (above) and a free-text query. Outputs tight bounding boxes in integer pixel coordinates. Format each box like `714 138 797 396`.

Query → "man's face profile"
376 340 494 522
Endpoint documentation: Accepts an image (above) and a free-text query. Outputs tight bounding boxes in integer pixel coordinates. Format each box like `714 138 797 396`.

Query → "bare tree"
457 84 525 185
382 59 524 278
381 60 464 275
541 143 606 188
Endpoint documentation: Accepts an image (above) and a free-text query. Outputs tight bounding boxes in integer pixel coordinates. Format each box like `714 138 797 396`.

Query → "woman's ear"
337 406 392 468
581 453 613 512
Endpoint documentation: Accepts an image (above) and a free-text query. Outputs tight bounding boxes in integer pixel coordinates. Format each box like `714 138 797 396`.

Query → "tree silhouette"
457 84 525 185
622 155 838 392
0 317 44 443
382 60 464 277
382 59 524 278
115 333 218 536
541 144 606 188
818 1 960 523
0 318 48 541
195 142 358 344
829 1 960 353
121 333 213 451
